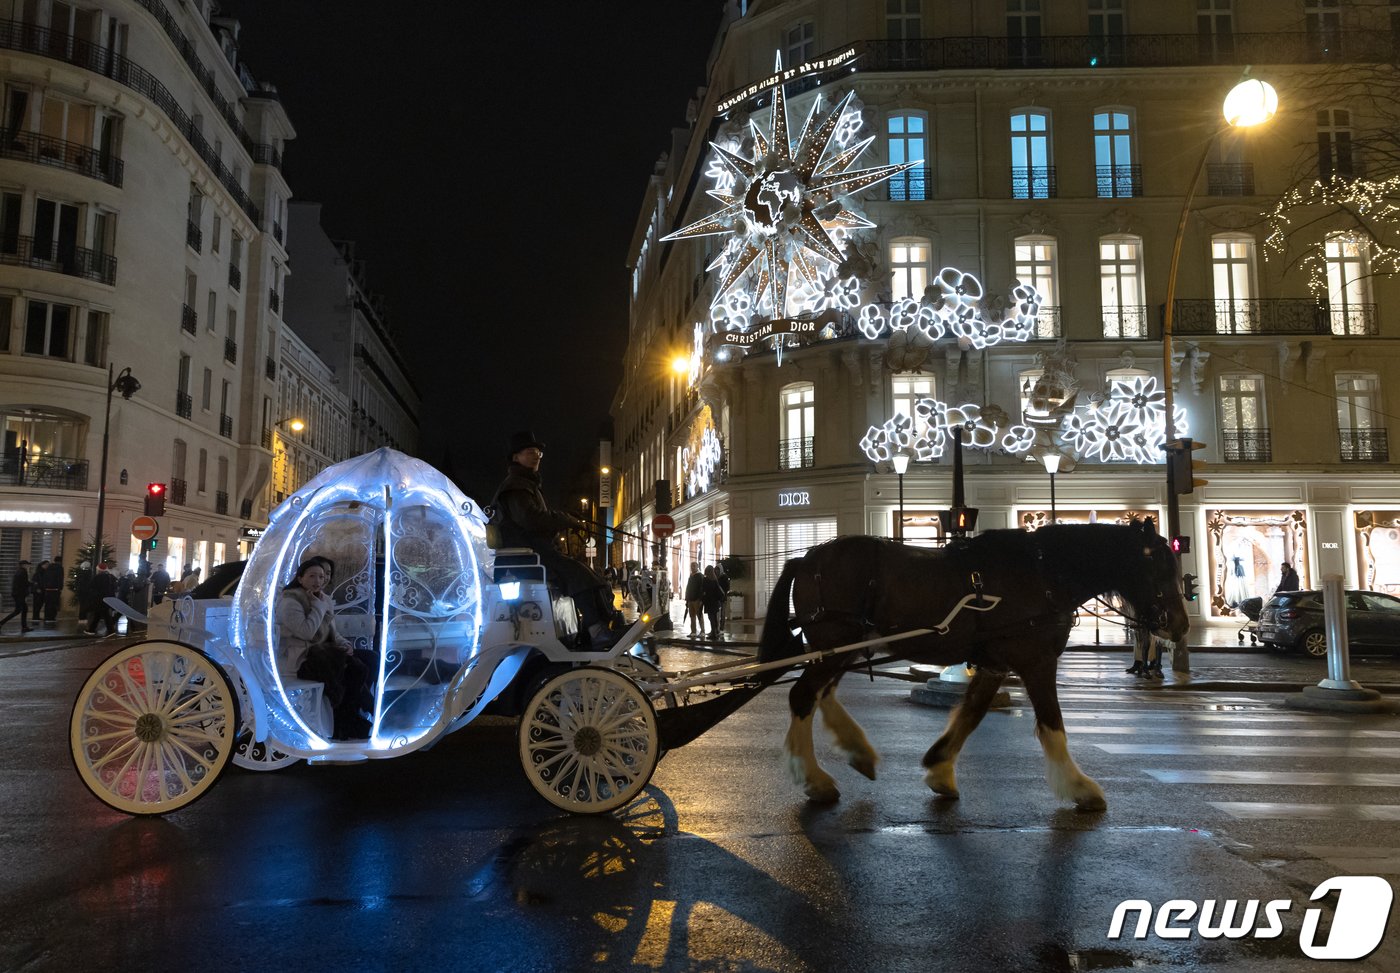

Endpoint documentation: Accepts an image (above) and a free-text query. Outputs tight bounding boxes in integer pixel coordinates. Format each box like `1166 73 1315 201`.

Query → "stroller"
1236 595 1264 644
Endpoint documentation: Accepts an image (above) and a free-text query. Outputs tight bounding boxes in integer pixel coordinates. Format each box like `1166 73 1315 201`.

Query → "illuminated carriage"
69 449 670 816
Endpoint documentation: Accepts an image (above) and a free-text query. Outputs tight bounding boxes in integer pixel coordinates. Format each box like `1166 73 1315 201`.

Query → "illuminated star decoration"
661 55 918 327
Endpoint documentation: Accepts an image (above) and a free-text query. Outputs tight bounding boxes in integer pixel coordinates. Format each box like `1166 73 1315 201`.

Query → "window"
1007 0 1043 66
785 20 815 66
1324 235 1374 335
890 238 931 301
1099 236 1145 337
1010 110 1053 198
1210 235 1256 332
24 300 71 358
1014 237 1059 338
0 294 10 352
1094 110 1138 197
177 353 191 395
83 310 106 367
32 197 78 269
887 112 928 200
1197 0 1234 59
887 0 921 65
211 214 221 255
198 447 207 494
0 191 19 255
780 382 815 470
1306 0 1342 57
892 373 935 441
201 367 212 411
1088 0 1126 65
206 290 217 332
1337 374 1386 462
1218 374 1269 461
227 306 236 338
1317 108 1354 180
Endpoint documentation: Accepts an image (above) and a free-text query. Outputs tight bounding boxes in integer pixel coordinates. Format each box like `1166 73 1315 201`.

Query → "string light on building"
1265 176 1400 296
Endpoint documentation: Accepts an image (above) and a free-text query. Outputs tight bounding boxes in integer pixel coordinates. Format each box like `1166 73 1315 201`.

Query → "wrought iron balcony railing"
170 478 188 506
265 356 276 381
887 168 928 201
186 219 201 253
1331 305 1378 336
223 337 237 364
1172 299 1327 336
261 428 272 449
1011 166 1057 199
0 235 116 284
269 288 280 313
1207 163 1254 196
1222 429 1272 462
779 435 815 471
252 144 281 169
1340 427 1389 462
1029 305 1061 339
1102 305 1150 339
175 391 192 419
0 453 88 490
0 130 123 186
215 490 228 515
219 413 233 438
180 304 197 335
240 497 253 519
228 263 241 290
1095 165 1142 198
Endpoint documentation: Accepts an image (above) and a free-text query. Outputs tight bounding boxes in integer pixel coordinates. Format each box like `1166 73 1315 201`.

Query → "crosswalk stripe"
1144 769 1400 786
1097 742 1399 757
1070 726 1400 738
1061 711 1348 722
1211 803 1400 821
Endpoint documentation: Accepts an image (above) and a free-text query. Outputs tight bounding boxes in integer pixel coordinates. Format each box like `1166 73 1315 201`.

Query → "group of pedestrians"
0 558 65 634
682 561 731 639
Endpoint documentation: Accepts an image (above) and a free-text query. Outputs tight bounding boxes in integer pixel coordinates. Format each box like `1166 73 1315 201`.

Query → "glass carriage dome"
233 448 490 753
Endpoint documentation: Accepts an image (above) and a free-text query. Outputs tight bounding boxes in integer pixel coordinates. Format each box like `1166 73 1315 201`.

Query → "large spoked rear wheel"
70 641 239 815
519 667 659 814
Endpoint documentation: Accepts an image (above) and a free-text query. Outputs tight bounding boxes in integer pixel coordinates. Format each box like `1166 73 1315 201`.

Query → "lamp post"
1161 77 1278 672
1042 451 1061 522
93 364 141 571
891 452 910 543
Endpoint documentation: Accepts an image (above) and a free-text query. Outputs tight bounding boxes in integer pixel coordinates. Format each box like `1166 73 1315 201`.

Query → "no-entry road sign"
651 514 675 538
131 516 160 541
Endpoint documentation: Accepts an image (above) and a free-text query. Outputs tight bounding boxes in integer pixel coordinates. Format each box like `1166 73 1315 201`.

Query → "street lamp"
93 365 141 570
276 417 306 433
1042 451 1062 522
1161 77 1278 672
891 452 910 543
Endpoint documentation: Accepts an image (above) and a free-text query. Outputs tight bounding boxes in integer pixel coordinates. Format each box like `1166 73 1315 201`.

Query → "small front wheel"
70 641 239 815
1302 629 1329 658
519 667 658 814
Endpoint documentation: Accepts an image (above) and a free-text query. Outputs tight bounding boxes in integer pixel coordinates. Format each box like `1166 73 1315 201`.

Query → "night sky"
225 2 723 506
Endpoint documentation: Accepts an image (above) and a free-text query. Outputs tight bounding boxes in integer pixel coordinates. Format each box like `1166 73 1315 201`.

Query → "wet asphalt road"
3 637 1400 972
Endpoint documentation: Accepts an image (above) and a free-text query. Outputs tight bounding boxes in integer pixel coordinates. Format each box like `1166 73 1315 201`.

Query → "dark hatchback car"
1257 589 1400 656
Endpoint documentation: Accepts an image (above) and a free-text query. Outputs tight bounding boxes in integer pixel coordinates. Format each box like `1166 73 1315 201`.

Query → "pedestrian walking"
86 561 118 636
702 565 724 638
150 563 170 604
28 558 48 626
41 557 62 625
683 562 704 637
715 562 732 639
0 560 32 634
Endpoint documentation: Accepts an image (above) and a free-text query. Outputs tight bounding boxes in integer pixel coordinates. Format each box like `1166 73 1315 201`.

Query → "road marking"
1145 769 1400 786
1098 742 1400 757
1070 725 1400 738
1212 803 1400 821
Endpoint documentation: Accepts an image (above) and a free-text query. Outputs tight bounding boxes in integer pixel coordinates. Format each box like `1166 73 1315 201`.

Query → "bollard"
1285 574 1395 713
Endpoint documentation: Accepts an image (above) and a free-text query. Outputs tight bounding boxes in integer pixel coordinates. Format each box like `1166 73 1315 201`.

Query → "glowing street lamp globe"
1223 79 1278 129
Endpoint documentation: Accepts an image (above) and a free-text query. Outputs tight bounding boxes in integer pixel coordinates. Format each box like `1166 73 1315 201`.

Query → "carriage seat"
492 549 579 642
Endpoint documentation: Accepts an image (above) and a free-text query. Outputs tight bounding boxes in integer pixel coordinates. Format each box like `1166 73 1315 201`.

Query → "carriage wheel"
610 652 677 710
229 669 300 772
70 641 239 815
519 667 659 815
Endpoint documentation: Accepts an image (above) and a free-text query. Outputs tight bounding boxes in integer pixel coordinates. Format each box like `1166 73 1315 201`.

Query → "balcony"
180 304 197 335
0 130 123 187
887 168 928 201
260 427 272 449
219 413 232 438
1331 305 1378 336
1096 165 1142 198
778 436 814 471
1030 305 1061 339
1222 429 1272 462
269 288 280 313
252 144 282 169
264 356 276 381
185 219 201 253
1102 305 1150 339
1207 163 1254 196
1011 166 1057 199
272 221 283 245
223 337 237 364
170 478 188 506
228 263 241 290
0 453 88 490
1340 428 1389 463
175 391 192 419
1172 299 1327 336
0 235 116 285
215 490 229 515
240 497 253 519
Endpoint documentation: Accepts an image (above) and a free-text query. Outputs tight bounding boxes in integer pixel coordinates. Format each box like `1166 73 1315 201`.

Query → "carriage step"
306 752 370 765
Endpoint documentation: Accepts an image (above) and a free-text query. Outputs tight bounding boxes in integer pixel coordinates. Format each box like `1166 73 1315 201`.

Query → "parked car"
1257 589 1400 656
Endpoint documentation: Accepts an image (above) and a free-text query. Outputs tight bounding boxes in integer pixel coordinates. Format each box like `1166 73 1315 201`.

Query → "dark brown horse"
757 521 1189 810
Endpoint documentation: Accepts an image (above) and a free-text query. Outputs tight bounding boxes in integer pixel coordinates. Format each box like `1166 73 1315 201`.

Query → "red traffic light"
147 482 165 496
1170 535 1191 555
145 482 167 517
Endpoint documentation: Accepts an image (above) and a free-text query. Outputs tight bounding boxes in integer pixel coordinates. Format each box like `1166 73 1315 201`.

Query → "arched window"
1210 234 1257 333
1014 235 1059 338
1010 109 1053 198
889 237 931 301
1093 108 1139 197
779 382 815 470
887 112 928 200
1099 235 1145 337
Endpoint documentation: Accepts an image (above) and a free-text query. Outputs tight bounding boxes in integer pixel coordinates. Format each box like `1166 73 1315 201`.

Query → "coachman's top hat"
508 430 546 457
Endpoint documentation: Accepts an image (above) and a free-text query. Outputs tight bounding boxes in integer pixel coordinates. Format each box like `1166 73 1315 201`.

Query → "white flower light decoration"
861 398 1038 465
686 425 724 497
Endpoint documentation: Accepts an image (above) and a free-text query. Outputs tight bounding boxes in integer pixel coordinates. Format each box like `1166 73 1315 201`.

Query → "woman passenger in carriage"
277 557 372 740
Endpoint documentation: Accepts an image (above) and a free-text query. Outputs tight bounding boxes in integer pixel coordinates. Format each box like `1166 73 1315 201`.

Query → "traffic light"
1170 535 1191 555
1182 573 1199 602
1165 438 1208 495
654 479 672 515
938 506 980 536
145 537 158 554
144 482 166 517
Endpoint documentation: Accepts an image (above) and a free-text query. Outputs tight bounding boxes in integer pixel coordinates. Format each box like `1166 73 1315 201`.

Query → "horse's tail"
758 558 804 663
